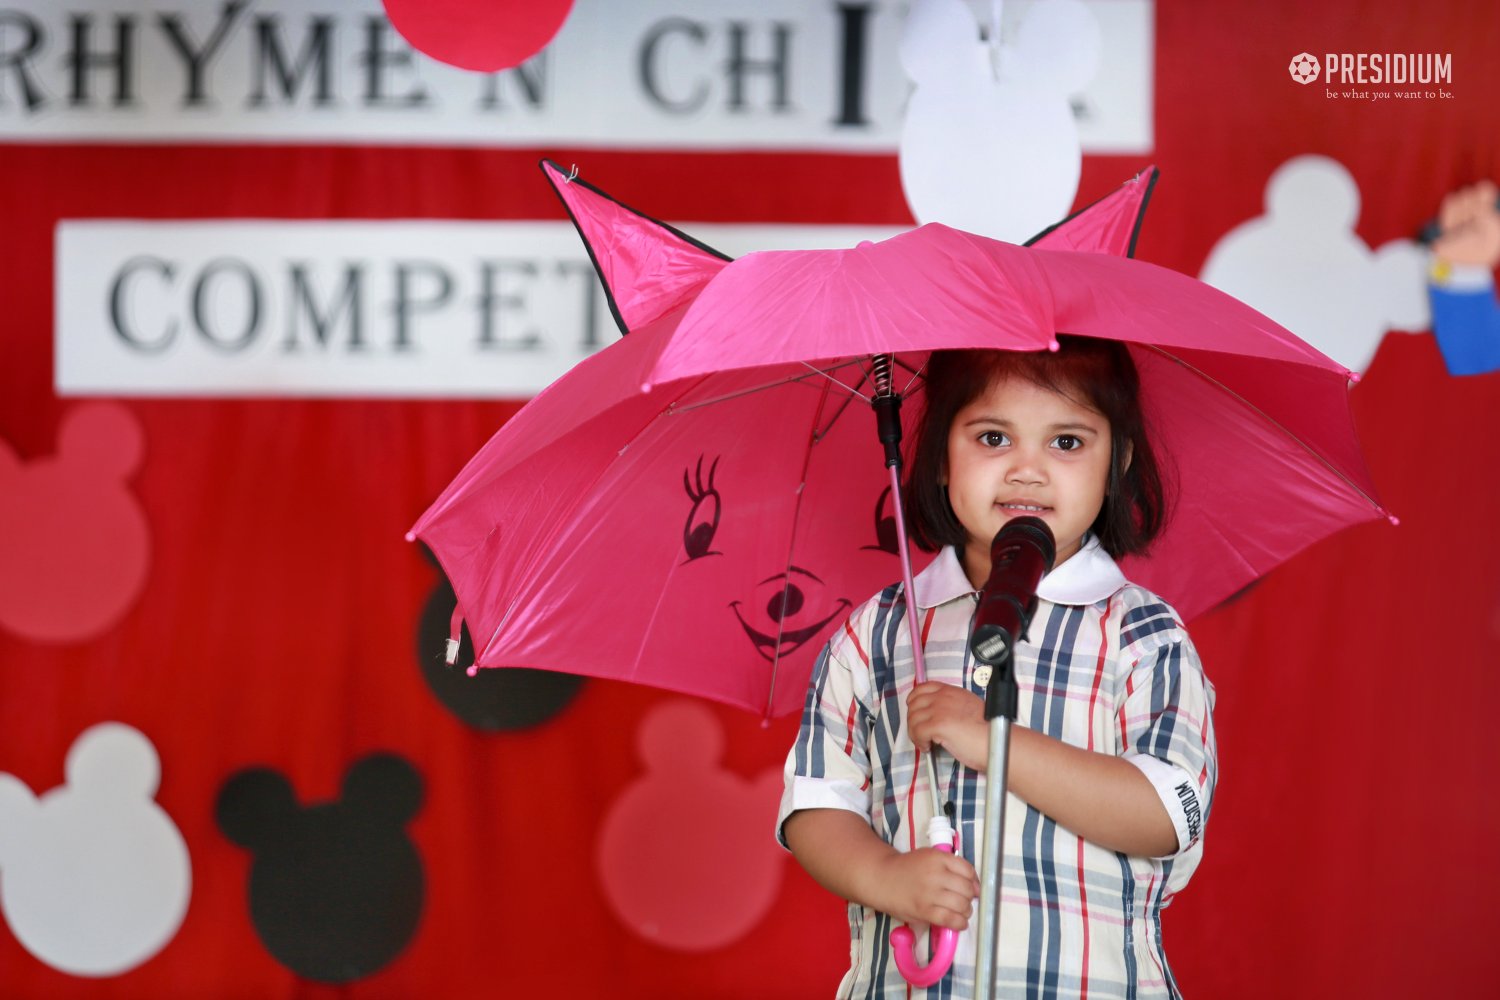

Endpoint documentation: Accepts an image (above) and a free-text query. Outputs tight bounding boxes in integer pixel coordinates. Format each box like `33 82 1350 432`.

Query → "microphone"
969 517 1056 667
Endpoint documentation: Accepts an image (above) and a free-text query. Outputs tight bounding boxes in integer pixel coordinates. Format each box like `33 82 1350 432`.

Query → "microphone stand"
972 640 1020 999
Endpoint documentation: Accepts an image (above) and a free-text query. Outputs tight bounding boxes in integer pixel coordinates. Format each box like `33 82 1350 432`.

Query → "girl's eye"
1053 435 1083 452
978 431 1009 447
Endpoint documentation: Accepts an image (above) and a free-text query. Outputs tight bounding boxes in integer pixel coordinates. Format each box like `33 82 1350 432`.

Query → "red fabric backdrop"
1 1 1498 996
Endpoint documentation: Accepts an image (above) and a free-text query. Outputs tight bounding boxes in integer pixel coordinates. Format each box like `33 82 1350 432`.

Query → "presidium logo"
1288 50 1454 101
1289 52 1321 84
1288 50 1453 87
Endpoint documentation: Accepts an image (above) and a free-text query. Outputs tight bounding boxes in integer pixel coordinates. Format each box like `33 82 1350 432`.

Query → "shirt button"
973 666 993 687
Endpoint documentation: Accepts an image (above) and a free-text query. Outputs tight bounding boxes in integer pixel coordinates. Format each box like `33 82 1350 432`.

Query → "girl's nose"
1004 448 1047 485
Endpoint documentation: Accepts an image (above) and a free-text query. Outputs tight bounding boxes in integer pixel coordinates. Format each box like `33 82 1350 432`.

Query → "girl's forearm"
1005 724 1178 858
783 808 898 910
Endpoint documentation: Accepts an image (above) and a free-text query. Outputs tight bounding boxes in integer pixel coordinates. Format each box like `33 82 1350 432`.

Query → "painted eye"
682 455 722 561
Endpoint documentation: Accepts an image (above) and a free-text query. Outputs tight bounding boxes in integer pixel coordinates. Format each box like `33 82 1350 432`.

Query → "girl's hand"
907 681 988 772
868 847 979 930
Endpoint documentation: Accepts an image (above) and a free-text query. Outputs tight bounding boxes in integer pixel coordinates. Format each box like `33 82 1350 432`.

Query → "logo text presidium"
1322 52 1452 85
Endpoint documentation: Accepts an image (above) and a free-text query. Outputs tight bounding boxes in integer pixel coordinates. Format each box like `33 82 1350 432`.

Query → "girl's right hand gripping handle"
889 816 960 988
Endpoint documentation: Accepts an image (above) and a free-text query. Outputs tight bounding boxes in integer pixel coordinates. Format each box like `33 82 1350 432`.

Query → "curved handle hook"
889 818 960 987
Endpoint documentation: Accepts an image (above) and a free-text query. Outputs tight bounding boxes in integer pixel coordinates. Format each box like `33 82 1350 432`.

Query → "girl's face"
944 374 1116 588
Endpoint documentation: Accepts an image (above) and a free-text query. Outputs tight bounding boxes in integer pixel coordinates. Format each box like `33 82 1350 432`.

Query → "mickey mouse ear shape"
343 753 423 826
1025 166 1159 259
217 768 300 849
541 159 732 336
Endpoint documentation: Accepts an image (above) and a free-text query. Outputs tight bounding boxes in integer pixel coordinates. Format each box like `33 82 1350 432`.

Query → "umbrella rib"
665 359 870 415
481 373 718 654
761 378 835 721
1135 343 1387 513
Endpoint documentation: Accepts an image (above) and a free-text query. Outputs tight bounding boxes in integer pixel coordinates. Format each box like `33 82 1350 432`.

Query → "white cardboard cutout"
899 0 1101 243
0 723 190 976
1200 155 1430 374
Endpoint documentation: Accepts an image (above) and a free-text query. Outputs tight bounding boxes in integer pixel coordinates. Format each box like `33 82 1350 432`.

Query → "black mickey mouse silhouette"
682 455 722 561
216 754 424 984
417 545 584 731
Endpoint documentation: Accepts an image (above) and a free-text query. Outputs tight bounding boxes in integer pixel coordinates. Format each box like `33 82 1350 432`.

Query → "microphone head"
990 516 1056 573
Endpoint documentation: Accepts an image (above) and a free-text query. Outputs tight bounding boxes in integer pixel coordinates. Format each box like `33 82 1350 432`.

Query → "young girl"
778 336 1217 999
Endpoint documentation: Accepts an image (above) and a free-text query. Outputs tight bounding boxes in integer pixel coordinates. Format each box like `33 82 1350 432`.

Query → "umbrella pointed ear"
540 159 733 336
1025 165 1159 258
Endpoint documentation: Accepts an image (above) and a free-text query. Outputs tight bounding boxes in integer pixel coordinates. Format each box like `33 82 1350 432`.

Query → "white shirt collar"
912 534 1128 610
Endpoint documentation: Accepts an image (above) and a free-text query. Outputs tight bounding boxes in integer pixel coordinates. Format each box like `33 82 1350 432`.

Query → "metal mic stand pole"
972 645 1019 1000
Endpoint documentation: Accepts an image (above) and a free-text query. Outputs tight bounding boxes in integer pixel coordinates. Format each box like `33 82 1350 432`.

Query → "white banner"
1 0 1152 152
55 219 905 398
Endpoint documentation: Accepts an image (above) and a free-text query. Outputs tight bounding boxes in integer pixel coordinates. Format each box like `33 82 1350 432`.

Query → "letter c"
108 255 178 353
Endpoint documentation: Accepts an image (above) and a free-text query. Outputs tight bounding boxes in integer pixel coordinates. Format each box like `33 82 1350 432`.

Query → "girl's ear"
1122 439 1134 474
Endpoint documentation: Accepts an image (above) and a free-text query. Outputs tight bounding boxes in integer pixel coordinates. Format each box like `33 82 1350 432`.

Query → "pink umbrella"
410 164 1389 724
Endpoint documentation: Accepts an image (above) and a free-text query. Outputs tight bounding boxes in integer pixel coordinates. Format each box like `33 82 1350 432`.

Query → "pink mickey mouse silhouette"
899 0 1101 243
596 701 784 951
0 403 149 642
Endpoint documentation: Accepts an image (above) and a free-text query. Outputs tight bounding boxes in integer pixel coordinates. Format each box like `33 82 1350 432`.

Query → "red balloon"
382 0 574 73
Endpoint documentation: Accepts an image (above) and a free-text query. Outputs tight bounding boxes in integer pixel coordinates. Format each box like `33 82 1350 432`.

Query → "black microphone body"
969 517 1057 668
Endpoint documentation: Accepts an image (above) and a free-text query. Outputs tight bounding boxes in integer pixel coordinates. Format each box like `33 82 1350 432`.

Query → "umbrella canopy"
411 168 1388 720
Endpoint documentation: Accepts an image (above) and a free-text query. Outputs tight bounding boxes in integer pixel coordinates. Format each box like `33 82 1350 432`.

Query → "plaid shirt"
778 538 1217 999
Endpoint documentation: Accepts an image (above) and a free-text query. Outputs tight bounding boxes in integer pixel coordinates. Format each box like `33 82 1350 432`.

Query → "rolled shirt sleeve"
1117 636 1218 858
776 624 876 849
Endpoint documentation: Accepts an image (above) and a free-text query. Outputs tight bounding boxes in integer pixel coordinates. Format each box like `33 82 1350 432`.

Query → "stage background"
1 0 1497 996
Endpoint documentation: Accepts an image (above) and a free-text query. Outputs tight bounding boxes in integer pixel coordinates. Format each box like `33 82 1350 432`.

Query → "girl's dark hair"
903 336 1168 559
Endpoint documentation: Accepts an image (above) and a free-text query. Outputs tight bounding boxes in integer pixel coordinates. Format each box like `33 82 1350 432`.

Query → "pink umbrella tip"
857 240 875 250
1347 370 1362 384
466 664 480 677
1048 339 1061 352
404 530 417 542
1386 513 1401 526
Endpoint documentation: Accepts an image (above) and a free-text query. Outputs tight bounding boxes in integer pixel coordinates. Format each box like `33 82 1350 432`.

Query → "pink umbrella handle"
889 840 960 987
889 817 960 987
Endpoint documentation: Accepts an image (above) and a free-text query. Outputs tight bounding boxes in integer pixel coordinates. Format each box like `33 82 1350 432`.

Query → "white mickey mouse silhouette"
0 723 190 976
899 0 1101 243
1200 155 1430 374
596 700 783 951
0 402 150 642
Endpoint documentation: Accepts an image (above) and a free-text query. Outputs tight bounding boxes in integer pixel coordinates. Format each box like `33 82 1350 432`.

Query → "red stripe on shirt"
844 617 870 668
1076 837 1091 996
1086 597 1113 753
1117 669 1136 750
844 695 861 757
1143 872 1168 983
907 748 920 851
